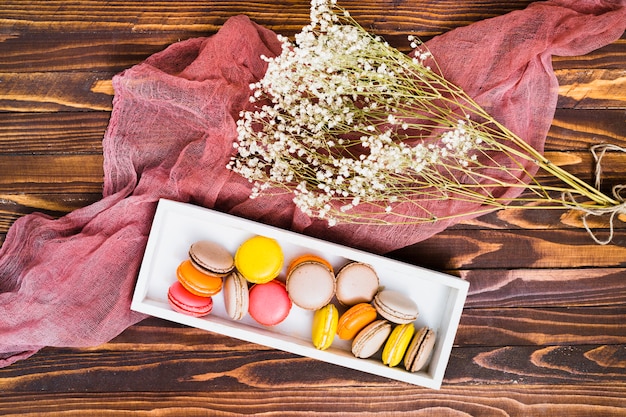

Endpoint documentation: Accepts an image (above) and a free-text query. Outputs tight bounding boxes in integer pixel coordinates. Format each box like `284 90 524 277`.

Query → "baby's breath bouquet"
227 0 625 243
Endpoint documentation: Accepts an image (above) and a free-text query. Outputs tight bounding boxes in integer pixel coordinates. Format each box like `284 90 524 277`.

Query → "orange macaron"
336 302 378 340
176 259 223 297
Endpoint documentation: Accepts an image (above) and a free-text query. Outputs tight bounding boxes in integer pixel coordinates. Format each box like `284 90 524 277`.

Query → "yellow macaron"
382 323 415 367
234 235 284 284
311 304 338 350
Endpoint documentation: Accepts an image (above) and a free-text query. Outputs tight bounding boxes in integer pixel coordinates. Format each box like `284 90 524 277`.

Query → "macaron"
382 323 415 367
351 319 392 359
248 279 292 326
311 304 338 350
335 262 379 306
176 259 223 297
235 236 284 284
167 281 213 317
336 302 378 340
189 240 234 276
404 327 436 373
373 289 419 324
223 270 249 320
286 255 335 311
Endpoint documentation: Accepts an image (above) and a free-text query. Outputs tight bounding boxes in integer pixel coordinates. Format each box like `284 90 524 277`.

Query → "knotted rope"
563 144 626 245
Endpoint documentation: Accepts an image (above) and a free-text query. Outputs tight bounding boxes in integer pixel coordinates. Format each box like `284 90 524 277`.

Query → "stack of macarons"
168 240 235 317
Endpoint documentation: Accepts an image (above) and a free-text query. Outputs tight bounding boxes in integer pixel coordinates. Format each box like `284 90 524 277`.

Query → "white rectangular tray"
131 199 468 389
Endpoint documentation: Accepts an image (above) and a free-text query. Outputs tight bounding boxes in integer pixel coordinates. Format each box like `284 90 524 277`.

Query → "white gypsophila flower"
227 0 619 233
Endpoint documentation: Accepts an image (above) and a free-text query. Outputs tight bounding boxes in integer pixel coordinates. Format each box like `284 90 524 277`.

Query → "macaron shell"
286 261 335 310
177 259 223 297
404 327 436 372
382 323 415 367
223 271 249 320
337 303 378 340
335 262 379 306
167 281 213 317
189 240 234 275
351 319 392 359
311 304 338 350
248 280 292 326
373 290 419 324
235 236 284 284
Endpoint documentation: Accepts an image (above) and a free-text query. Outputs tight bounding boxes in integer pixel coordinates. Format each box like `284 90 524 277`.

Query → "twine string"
562 144 626 245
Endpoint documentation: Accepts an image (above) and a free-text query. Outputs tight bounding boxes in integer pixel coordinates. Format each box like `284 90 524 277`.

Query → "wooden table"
1 1 625 415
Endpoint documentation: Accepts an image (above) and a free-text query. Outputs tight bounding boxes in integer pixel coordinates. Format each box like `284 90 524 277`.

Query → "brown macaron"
404 326 436 372
189 240 235 276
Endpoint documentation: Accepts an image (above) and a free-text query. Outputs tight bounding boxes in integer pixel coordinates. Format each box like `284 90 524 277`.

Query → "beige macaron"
223 270 249 320
189 240 235 276
373 289 419 324
286 260 335 310
351 319 392 359
335 262 379 306
404 326 436 372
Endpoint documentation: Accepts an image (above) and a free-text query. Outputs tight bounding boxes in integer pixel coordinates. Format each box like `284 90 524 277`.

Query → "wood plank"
546 109 626 150
0 72 114 112
456 306 626 346
0 112 106 154
0 193 102 233
0 338 625 389
552 37 626 71
461 268 626 308
0 154 103 192
0 383 624 416
391 228 626 270
1 30 623 75
0 0 534 35
557 69 626 109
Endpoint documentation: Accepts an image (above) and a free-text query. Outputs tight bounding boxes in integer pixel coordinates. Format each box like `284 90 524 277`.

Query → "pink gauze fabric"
1 0 625 368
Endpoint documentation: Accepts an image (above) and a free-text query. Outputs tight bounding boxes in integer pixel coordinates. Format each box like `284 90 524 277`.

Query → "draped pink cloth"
1 0 625 367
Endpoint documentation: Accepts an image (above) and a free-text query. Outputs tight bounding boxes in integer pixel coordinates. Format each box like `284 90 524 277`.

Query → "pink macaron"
167 281 213 317
248 280 292 326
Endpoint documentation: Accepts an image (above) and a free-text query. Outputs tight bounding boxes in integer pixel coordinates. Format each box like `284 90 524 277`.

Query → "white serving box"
131 199 468 389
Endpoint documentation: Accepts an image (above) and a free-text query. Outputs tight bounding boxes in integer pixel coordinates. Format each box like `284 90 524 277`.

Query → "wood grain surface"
1 0 625 415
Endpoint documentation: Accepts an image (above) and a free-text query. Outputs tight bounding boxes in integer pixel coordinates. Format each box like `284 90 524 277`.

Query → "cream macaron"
223 270 249 320
373 289 419 324
335 262 379 306
351 319 392 359
286 255 335 311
